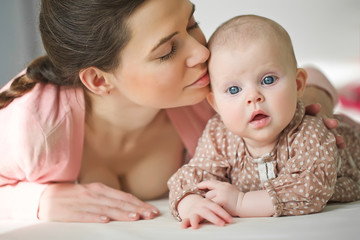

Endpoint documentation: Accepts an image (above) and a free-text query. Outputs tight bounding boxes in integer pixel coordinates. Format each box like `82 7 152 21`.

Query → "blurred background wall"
0 0 44 86
1 0 359 87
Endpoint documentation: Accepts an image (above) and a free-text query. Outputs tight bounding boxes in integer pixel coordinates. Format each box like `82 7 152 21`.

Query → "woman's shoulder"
0 82 85 182
1 82 84 133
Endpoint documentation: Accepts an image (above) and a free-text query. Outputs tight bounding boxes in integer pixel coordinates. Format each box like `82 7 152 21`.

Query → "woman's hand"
305 103 346 149
38 182 160 223
303 85 345 149
302 86 335 118
177 194 232 229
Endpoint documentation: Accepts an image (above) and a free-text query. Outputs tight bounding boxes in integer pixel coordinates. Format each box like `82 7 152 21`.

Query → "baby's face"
208 37 299 146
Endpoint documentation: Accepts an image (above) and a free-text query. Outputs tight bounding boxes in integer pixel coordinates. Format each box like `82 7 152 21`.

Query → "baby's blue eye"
228 86 241 95
262 76 275 85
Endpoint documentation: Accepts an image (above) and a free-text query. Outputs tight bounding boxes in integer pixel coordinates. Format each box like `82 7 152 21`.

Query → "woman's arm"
302 66 338 117
302 66 346 148
0 182 47 220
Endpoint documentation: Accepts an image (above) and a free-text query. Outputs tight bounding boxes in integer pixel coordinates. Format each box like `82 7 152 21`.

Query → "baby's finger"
199 209 226 227
181 218 191 229
205 190 216 200
207 203 233 223
197 180 220 190
189 214 202 229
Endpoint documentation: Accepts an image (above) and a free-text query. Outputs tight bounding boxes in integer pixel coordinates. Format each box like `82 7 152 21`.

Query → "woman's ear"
296 68 307 98
206 92 219 112
79 67 113 95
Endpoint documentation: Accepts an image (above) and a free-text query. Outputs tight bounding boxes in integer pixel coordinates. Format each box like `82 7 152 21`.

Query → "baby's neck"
243 138 279 158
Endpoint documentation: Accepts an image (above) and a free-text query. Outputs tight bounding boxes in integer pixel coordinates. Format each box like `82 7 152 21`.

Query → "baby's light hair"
208 15 297 68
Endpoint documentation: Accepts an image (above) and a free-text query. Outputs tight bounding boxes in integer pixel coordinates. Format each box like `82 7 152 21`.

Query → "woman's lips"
186 71 210 88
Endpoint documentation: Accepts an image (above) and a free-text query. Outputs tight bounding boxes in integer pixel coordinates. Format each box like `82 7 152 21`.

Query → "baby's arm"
198 180 275 217
168 115 236 227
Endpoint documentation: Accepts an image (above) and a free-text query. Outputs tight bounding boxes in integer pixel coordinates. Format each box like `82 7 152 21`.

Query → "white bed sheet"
0 198 359 240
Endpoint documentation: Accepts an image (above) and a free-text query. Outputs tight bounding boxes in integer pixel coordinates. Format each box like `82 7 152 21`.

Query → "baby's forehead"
208 16 296 67
209 19 285 51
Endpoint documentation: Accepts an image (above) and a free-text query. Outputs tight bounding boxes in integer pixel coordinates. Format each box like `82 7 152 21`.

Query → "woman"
0 0 341 222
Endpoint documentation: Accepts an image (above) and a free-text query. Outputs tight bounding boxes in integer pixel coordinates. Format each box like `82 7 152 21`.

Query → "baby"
167 15 360 229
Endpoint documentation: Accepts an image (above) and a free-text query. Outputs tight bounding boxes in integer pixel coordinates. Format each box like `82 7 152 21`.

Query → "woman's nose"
186 40 210 67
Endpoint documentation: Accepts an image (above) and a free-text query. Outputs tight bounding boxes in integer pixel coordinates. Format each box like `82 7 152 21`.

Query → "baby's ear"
296 68 307 98
206 92 218 112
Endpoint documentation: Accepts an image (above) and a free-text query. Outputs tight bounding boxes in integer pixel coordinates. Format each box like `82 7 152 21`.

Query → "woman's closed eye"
159 43 177 62
159 15 199 63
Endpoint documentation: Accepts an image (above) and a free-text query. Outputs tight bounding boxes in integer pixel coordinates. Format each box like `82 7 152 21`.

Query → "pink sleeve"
304 66 338 105
0 79 85 220
0 182 47 220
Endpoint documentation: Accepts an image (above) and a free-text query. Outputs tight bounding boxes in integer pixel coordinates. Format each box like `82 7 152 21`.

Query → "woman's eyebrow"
151 32 179 52
150 4 195 53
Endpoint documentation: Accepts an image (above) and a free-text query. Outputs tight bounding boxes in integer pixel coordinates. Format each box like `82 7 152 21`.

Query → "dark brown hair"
0 0 145 109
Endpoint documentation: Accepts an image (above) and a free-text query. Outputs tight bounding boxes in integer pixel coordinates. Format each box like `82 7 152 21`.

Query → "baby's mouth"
251 113 269 122
250 110 269 122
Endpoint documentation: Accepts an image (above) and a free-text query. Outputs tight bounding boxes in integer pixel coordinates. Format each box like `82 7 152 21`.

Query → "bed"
0 198 359 240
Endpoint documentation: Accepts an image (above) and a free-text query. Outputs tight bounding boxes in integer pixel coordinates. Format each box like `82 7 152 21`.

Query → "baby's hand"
177 194 232 229
198 180 244 216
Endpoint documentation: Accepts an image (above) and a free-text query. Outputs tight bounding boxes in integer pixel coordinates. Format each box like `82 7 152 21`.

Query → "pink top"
0 67 336 220
0 73 214 220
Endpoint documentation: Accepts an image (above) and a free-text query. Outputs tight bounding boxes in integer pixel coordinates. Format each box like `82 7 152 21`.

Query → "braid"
0 56 55 109
0 75 36 109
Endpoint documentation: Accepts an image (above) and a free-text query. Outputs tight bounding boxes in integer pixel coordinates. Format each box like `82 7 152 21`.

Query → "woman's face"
111 0 210 108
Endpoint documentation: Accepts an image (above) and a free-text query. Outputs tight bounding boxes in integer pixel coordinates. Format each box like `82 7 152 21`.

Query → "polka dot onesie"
168 101 360 221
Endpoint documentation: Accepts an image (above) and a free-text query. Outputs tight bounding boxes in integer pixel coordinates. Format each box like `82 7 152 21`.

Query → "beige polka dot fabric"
168 101 360 221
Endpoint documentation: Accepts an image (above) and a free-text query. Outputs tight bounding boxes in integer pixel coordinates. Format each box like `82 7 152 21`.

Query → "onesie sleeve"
167 115 233 221
263 116 338 216
330 114 360 202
